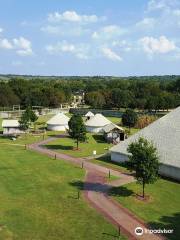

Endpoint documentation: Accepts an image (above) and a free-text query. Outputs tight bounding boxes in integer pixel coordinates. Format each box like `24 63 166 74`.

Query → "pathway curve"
29 137 164 240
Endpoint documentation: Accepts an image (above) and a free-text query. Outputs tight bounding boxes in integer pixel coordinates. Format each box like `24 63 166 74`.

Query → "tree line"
0 76 179 111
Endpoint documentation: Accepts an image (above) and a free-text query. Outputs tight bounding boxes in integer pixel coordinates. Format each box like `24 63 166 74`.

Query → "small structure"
103 123 124 144
85 111 94 120
47 113 70 131
71 91 85 108
2 120 22 136
85 113 111 133
110 106 180 181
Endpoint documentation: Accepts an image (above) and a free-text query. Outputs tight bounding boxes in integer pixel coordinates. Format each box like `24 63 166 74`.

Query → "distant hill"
0 74 180 82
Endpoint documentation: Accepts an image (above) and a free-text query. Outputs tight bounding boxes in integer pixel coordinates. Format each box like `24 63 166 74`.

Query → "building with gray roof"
110 107 180 181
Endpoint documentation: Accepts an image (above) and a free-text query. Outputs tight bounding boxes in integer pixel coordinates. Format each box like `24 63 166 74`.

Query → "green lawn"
110 179 180 240
123 127 140 136
0 144 125 240
0 133 48 145
107 117 121 125
45 133 112 158
91 155 130 174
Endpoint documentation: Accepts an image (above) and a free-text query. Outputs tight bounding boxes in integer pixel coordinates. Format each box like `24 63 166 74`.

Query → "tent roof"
47 113 70 125
2 120 20 128
110 107 180 168
85 113 111 127
85 111 94 117
103 123 124 133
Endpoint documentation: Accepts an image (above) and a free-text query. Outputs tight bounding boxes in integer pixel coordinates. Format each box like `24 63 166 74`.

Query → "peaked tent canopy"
85 113 111 133
110 107 180 181
103 123 124 133
47 113 70 131
85 111 95 117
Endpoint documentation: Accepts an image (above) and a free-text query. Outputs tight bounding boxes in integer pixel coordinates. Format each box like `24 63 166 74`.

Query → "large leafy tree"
85 91 105 108
19 106 38 130
0 83 20 107
127 137 159 198
122 109 138 131
68 114 86 149
111 88 132 108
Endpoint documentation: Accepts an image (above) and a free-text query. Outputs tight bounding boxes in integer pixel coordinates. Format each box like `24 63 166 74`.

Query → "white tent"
85 111 94 117
47 113 70 131
110 107 180 181
85 113 111 133
2 120 23 136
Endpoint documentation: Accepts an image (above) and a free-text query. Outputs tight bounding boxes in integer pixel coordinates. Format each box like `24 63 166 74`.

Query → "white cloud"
140 36 176 54
147 0 178 11
48 11 102 24
46 41 89 59
13 37 33 56
135 18 156 30
112 40 132 52
173 9 180 16
0 38 13 49
147 0 167 11
41 25 89 36
92 25 126 41
101 47 122 61
0 36 33 56
0 28 3 33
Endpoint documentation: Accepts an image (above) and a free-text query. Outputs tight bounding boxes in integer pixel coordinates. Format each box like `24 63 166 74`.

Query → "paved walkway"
29 138 164 240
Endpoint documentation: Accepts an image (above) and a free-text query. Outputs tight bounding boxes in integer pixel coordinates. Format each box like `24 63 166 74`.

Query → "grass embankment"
110 179 180 240
0 145 124 240
45 133 112 158
91 155 130 174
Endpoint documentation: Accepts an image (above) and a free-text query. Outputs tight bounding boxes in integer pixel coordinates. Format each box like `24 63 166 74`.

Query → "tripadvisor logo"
135 226 174 236
135 227 144 236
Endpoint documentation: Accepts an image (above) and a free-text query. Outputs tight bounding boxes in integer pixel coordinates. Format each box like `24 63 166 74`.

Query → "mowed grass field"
0 145 124 240
45 133 112 158
110 180 180 240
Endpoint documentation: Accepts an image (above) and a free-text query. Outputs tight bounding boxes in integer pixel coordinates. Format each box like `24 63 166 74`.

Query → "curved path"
29 138 164 240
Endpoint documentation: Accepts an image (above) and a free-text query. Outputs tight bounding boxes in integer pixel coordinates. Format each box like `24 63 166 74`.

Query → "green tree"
127 137 159 198
19 106 38 130
122 109 138 131
85 91 105 108
0 83 20 107
68 115 86 149
111 89 132 109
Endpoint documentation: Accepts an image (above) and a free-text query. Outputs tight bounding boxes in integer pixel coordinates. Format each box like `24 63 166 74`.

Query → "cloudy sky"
0 0 180 76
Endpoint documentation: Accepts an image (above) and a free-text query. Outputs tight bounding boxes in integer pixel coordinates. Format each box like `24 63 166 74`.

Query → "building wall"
111 151 180 181
86 126 104 133
3 127 23 136
159 164 180 181
47 124 68 131
111 152 129 163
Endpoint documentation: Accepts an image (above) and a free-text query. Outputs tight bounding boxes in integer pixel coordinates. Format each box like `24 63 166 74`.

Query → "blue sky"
0 0 180 76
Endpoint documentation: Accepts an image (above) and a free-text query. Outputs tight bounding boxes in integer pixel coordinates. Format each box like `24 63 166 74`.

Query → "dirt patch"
72 147 82 151
134 193 152 202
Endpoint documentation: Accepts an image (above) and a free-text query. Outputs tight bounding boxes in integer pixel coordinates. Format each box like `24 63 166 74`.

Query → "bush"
135 115 158 129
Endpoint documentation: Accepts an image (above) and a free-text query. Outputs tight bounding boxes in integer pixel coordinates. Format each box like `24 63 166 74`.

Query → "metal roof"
110 107 180 168
2 120 20 128
103 123 124 133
